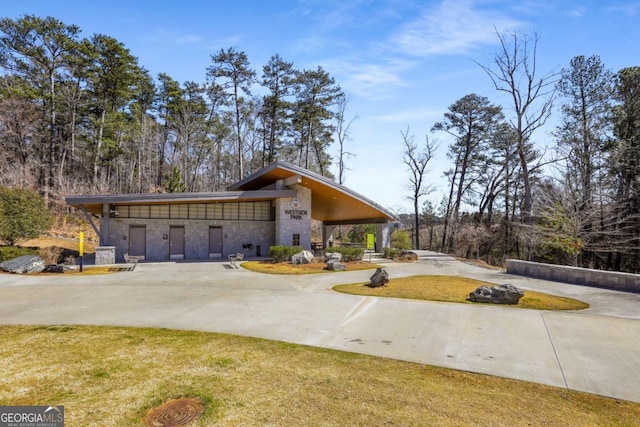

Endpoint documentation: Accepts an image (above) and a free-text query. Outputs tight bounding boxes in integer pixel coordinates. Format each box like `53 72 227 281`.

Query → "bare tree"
477 30 556 228
334 94 357 184
401 127 437 250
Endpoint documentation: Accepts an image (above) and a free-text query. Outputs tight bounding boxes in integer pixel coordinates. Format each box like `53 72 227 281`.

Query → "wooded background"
0 16 638 273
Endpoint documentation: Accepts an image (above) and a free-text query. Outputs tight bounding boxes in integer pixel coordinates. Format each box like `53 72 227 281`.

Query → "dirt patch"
144 398 204 427
20 236 96 253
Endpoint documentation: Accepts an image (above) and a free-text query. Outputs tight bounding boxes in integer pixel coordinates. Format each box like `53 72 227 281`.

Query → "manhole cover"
144 398 204 427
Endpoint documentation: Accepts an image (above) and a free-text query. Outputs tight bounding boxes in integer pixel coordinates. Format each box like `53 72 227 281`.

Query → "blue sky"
3 1 639 213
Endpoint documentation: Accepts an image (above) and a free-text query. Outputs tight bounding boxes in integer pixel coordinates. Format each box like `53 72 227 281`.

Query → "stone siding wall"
274 185 312 250
109 218 274 262
94 246 115 265
506 259 640 293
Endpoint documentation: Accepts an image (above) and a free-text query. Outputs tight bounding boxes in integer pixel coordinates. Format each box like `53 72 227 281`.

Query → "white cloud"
607 2 640 16
324 57 412 99
368 108 443 123
176 35 203 44
391 0 525 56
567 7 588 17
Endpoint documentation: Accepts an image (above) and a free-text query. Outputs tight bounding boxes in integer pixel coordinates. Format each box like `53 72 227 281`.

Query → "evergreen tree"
0 187 53 245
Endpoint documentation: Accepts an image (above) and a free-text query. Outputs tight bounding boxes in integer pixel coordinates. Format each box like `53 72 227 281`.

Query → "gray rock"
0 255 46 274
368 267 389 288
468 284 524 304
325 252 342 263
327 262 345 271
325 252 345 271
291 250 315 265
43 264 65 274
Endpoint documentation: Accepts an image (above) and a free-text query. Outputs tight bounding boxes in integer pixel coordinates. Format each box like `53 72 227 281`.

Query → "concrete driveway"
1 251 639 403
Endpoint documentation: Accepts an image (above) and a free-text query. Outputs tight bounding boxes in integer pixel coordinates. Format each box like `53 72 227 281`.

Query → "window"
255 201 272 220
111 201 274 221
238 202 252 220
224 203 239 220
115 206 129 217
129 205 150 218
190 204 206 219
150 205 169 218
206 204 223 219
170 204 189 219
293 233 300 246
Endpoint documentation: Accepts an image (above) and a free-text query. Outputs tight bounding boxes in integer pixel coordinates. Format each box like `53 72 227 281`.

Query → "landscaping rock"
325 252 342 263
43 264 66 274
468 284 524 304
369 267 389 288
327 262 345 271
0 255 46 274
291 250 314 265
325 252 345 271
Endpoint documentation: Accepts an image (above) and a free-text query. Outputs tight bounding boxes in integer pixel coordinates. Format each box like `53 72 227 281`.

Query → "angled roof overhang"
229 161 395 225
65 189 296 216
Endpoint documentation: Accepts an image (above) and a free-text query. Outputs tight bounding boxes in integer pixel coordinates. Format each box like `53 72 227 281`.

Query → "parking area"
1 252 639 403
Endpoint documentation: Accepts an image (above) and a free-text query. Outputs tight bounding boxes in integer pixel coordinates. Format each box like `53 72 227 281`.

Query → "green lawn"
333 275 589 310
1 325 635 426
241 260 379 274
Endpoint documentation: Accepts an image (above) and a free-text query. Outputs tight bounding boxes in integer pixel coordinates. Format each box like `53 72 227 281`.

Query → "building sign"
284 209 308 220
367 233 375 250
285 197 307 219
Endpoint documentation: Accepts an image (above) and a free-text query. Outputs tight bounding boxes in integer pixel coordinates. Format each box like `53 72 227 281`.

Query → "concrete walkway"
1 251 639 403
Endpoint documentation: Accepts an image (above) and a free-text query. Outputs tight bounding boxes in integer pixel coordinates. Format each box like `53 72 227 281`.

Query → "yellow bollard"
79 232 84 272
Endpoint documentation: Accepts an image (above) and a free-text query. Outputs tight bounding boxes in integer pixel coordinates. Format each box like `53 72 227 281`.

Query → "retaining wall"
506 259 640 293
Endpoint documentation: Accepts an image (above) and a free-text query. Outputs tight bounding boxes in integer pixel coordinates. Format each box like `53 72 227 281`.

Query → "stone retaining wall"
506 259 640 293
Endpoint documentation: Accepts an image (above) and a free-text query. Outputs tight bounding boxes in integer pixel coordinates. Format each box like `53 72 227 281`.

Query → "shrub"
39 246 64 264
0 246 39 262
0 187 53 245
328 246 364 262
269 245 303 263
390 230 411 250
383 247 399 259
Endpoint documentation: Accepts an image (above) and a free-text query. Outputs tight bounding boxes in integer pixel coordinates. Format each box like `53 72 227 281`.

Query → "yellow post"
79 232 84 272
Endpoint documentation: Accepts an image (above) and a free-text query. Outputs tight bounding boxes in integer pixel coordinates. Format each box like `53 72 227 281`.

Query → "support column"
323 225 336 249
100 203 110 246
274 185 312 250
376 223 392 251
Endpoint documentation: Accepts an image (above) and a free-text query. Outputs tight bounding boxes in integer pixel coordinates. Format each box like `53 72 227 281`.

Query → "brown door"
169 226 185 260
129 226 146 260
209 227 222 258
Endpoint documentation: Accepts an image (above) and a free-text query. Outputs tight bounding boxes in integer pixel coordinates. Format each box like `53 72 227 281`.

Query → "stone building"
66 161 395 264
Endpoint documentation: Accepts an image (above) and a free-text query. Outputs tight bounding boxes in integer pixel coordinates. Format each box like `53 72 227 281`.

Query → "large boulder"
327 262 345 271
368 267 389 288
325 252 345 271
0 255 46 274
325 252 342 263
468 284 524 305
291 250 315 265
43 264 67 274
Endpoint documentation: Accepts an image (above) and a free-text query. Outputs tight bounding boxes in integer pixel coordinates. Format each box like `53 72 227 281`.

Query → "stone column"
274 185 312 249
100 203 110 246
323 224 336 249
376 223 392 251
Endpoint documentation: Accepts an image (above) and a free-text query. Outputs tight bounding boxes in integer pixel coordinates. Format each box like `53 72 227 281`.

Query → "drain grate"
144 398 204 427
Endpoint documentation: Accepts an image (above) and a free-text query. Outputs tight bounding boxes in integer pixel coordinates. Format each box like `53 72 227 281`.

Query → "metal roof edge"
65 189 297 206
229 160 395 221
